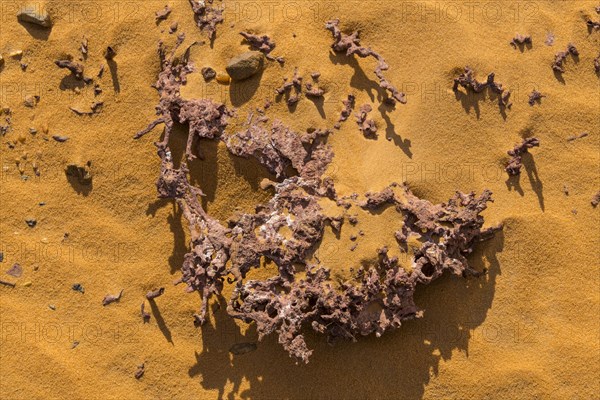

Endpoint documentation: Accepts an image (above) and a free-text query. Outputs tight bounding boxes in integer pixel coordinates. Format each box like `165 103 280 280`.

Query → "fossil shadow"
187 231 503 400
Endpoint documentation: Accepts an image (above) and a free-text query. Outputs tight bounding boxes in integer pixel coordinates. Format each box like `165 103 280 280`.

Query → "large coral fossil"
136 35 501 363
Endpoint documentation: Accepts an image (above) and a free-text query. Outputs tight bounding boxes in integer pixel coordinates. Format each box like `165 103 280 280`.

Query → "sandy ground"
1 0 599 399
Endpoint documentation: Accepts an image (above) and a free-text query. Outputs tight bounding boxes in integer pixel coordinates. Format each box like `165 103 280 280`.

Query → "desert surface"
1 0 599 399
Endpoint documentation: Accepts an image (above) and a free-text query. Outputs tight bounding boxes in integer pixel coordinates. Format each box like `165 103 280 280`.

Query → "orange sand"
1 0 599 399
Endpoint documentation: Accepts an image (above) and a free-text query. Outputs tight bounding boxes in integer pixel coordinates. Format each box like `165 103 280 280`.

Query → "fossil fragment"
334 94 356 129
55 60 84 80
52 135 69 142
102 289 123 306
146 287 164 300
80 38 88 56
137 35 500 363
505 137 540 176
528 90 545 106
0 280 16 288
355 104 377 138
201 67 216 81
155 5 171 21
239 31 283 63
69 101 103 115
510 33 532 48
592 191 600 207
567 132 589 142
6 263 22 278
594 53 600 72
141 302 151 322
325 19 406 105
134 363 145 379
552 43 578 73
188 0 223 39
72 283 85 293
305 83 324 97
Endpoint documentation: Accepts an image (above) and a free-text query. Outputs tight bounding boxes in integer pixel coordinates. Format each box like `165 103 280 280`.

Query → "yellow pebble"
10 50 23 58
216 73 231 84
23 281 32 287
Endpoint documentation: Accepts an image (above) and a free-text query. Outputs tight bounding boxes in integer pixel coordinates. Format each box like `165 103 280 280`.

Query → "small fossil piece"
305 83 324 97
325 19 406 105
545 32 555 46
0 280 16 288
134 363 145 379
102 289 123 306
146 287 164 300
25 218 37 228
239 31 283 63
72 283 85 293
52 135 69 142
23 95 39 108
141 302 151 322
594 53 600 73
528 90 545 106
552 43 578 73
6 263 22 278
55 60 84 80
155 5 171 21
335 94 356 129
69 101 103 116
355 104 377 138
169 22 178 34
586 17 600 30
505 137 540 176
229 342 257 355
591 191 600 207
510 33 532 48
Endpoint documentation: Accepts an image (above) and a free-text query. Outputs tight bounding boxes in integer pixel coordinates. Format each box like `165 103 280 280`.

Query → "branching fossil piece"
325 19 406 105
552 43 578 73
510 33 532 48
505 137 540 176
355 104 377 138
334 94 356 129
240 31 284 63
528 90 545 106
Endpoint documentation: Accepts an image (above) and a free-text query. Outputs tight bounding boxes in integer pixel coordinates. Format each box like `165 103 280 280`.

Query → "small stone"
29 127 37 134
0 55 4 66
225 51 264 81
25 218 37 228
48 304 56 310
0 252 3 262
52 135 69 142
201 67 216 81
17 7 52 28
10 50 23 59
23 281 32 287
169 22 178 33
6 263 22 277
216 73 230 84
24 95 38 108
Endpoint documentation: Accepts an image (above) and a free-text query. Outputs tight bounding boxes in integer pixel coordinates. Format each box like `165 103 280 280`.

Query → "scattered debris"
552 43 578 73
528 90 545 106
229 342 258 355
510 33 531 48
6 263 22 278
25 218 37 228
155 5 171 21
325 19 406 104
506 137 540 176
134 363 145 379
17 8 52 28
355 104 377 138
226 51 264 80
102 289 124 306
146 287 164 300
72 283 85 293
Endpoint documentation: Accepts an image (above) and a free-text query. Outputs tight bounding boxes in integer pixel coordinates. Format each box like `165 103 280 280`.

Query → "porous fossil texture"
136 34 501 364
505 137 540 176
325 19 406 105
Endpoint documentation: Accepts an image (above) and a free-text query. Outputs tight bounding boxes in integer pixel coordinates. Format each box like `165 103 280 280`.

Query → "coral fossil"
136 35 501 363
